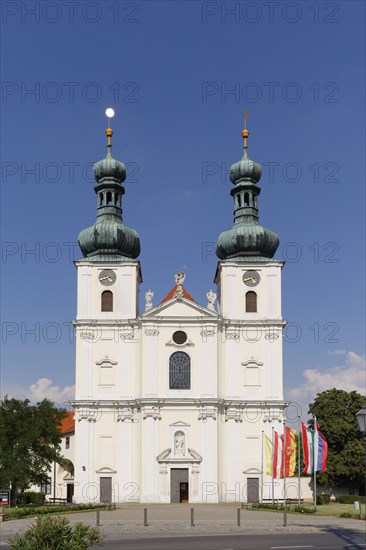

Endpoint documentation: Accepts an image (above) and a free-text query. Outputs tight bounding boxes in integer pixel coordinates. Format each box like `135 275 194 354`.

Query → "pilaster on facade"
142 405 162 420
197 405 217 421
74 402 101 423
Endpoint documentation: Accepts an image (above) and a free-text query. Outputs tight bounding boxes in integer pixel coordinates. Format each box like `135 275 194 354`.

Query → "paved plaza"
1 504 365 545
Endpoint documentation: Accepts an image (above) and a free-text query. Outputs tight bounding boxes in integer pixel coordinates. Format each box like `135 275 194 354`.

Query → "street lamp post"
355 406 366 521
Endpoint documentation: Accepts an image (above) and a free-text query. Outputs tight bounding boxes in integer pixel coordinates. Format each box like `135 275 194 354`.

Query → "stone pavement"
1 504 365 545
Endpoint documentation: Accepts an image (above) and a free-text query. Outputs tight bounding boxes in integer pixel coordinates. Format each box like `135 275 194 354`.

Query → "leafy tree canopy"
0 397 67 504
308 388 366 490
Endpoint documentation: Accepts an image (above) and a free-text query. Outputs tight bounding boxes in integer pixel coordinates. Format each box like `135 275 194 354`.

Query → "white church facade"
70 114 287 504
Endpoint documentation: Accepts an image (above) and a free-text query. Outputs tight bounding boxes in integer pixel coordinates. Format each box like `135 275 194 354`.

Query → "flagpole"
298 415 301 505
313 415 317 512
261 430 264 502
272 425 275 504
283 419 287 527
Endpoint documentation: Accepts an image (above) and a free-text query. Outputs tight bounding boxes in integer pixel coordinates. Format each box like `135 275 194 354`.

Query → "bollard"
237 507 240 526
144 507 148 527
190 507 195 527
283 502 287 527
96 508 100 527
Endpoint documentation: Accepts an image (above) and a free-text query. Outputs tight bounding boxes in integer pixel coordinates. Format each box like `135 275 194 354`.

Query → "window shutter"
246 291 257 313
101 291 113 312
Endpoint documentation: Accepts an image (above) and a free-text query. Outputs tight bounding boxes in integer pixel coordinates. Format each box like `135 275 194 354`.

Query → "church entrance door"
170 468 189 503
100 477 112 503
247 477 259 503
66 483 74 503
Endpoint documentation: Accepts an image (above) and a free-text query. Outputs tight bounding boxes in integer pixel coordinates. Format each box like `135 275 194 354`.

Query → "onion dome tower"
78 109 140 261
216 113 279 260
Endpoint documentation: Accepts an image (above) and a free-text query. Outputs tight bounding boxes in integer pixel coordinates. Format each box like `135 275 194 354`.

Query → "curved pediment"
243 466 262 474
95 466 117 474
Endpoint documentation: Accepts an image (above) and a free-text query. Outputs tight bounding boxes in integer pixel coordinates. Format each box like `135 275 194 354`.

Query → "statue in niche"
206 289 216 310
174 430 185 455
145 289 154 311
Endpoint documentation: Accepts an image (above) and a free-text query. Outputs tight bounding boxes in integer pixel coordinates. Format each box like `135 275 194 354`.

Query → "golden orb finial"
242 109 249 147
105 107 115 145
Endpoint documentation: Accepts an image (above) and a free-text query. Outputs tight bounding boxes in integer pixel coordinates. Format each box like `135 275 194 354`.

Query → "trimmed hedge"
5 503 110 520
22 492 46 505
338 495 366 504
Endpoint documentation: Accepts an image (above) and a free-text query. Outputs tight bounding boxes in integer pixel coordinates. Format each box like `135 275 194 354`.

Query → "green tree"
9 515 103 549
308 389 366 491
0 397 67 504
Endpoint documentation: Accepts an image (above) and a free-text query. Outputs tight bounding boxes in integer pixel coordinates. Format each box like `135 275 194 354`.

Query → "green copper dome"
78 126 140 262
216 125 279 260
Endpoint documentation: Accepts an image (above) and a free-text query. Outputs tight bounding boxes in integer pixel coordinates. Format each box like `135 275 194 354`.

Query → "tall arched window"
169 352 190 389
101 290 113 312
246 291 257 313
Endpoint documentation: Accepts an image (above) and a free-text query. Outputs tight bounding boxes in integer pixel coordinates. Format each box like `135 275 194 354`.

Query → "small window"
40 477 52 495
246 291 257 313
65 436 70 449
101 290 113 312
172 331 187 345
244 192 250 207
169 352 190 389
106 191 112 205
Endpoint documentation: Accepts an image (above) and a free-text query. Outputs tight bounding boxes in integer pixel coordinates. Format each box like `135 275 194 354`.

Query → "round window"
172 331 187 345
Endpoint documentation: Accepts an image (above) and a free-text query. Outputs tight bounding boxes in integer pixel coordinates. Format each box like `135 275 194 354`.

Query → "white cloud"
285 351 366 419
327 349 347 356
1 378 75 407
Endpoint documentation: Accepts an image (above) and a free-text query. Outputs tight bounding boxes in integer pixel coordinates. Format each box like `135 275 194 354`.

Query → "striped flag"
314 423 328 472
273 431 284 479
301 421 328 474
302 422 313 474
285 427 297 477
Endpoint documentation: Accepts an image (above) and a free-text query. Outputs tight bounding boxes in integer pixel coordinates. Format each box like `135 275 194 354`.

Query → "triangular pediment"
141 296 218 319
170 421 190 427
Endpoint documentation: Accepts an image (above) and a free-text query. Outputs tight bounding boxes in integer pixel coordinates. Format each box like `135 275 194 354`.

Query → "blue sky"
1 0 365 417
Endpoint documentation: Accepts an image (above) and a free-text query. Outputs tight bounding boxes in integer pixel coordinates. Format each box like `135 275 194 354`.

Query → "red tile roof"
161 286 195 304
60 412 75 434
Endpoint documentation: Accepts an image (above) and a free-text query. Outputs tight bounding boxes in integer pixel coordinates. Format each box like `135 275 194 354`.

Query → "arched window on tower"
106 192 112 205
244 193 250 207
101 290 113 312
169 352 190 389
246 291 257 313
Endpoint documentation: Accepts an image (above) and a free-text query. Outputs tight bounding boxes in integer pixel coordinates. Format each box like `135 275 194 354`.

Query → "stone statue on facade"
145 289 154 311
174 431 185 455
206 289 216 310
174 272 186 298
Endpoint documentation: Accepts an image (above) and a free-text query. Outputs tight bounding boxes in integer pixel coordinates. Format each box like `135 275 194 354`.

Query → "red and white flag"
273 430 284 479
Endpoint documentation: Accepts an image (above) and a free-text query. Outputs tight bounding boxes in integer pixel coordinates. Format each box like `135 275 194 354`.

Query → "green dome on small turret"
93 154 126 184
216 120 279 261
78 115 140 262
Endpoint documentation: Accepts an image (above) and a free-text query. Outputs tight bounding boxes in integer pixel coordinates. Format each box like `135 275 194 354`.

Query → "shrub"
22 492 45 505
338 495 366 504
251 503 284 511
9 515 103 549
293 505 315 514
316 493 330 505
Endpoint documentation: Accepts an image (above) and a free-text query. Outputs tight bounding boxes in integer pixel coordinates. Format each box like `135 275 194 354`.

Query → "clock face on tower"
98 269 116 286
242 270 260 287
